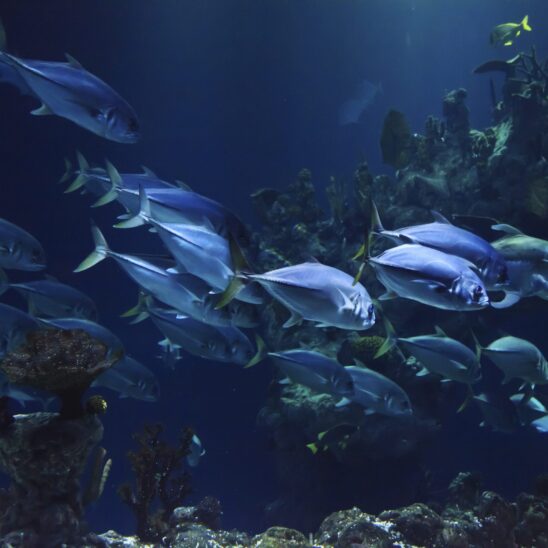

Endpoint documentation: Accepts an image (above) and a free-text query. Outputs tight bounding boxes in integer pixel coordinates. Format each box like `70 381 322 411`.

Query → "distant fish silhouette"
338 79 382 125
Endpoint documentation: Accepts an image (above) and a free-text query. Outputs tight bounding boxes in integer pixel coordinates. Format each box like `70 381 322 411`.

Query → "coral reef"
117 423 194 543
97 472 548 547
0 327 115 546
0 328 117 419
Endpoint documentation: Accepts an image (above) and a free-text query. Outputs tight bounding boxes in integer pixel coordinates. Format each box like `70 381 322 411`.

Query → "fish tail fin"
244 334 267 368
306 443 319 455
91 160 120 207
374 314 398 359
74 223 109 272
457 385 474 413
215 236 252 309
470 330 483 360
521 15 532 31
120 292 150 323
353 201 377 284
0 268 8 297
114 185 149 229
64 151 91 193
59 158 73 184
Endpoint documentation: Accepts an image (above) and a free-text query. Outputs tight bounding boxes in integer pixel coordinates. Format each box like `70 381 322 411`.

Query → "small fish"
368 244 489 311
376 320 481 386
11 278 97 320
0 217 46 271
306 423 358 455
338 365 412 417
473 392 519 432
187 434 206 467
138 300 263 367
482 336 548 387
63 154 176 199
101 163 248 242
0 303 40 357
0 23 139 142
338 79 382 125
75 225 237 327
238 261 375 330
490 15 532 47
510 393 548 425
91 356 159 402
40 317 124 361
268 350 355 397
367 203 508 289
490 224 548 308
531 415 548 434
116 188 262 305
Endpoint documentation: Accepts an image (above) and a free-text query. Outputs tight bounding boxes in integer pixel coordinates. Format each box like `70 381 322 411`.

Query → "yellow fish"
490 15 532 47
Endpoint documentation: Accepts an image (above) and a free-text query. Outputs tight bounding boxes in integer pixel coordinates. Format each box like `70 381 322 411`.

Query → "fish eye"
472 285 484 301
497 265 508 284
367 304 375 318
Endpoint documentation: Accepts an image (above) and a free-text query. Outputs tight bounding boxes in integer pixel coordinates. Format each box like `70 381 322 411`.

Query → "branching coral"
118 423 194 543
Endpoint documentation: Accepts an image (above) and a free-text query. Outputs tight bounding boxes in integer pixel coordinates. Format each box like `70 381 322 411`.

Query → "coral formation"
97 472 548 547
117 423 194 543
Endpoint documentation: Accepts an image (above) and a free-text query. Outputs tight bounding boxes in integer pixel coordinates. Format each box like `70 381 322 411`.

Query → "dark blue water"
0 0 547 535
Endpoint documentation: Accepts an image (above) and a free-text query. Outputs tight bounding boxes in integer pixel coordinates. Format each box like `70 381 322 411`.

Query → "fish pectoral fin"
283 310 303 328
416 367 430 377
335 397 351 408
449 360 468 371
379 290 398 301
31 103 53 116
363 408 376 416
278 377 291 385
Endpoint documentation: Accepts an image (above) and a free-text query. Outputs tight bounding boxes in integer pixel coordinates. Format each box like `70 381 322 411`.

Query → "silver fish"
490 224 548 308
377 321 481 385
187 434 206 467
120 189 262 304
143 303 261 366
0 303 40 357
11 279 97 320
510 393 548 425
100 164 248 242
75 225 237 327
369 244 489 311
473 392 519 432
531 415 548 433
40 317 124 361
63 154 176 199
338 365 412 417
0 217 45 271
268 350 355 397
0 27 139 143
482 336 548 386
246 261 375 330
370 203 508 288
92 356 159 402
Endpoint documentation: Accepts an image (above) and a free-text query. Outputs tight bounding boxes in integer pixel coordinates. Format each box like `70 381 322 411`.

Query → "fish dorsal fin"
491 223 523 235
175 180 193 191
306 256 321 264
65 53 84 69
431 210 452 224
141 166 157 178
31 104 53 116
434 325 447 337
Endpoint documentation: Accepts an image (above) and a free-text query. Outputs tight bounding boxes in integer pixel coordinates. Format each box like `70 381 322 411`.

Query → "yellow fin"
306 443 318 455
504 40 513 46
522 15 532 31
